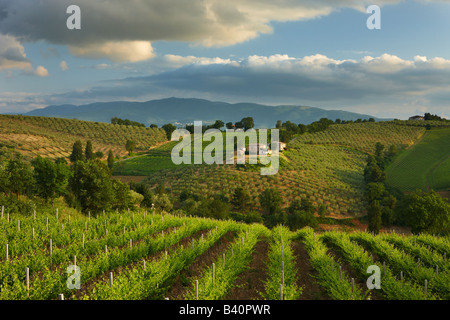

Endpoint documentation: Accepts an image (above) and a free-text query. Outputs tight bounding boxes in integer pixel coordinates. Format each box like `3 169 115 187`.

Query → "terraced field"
1 209 448 300
129 122 427 217
0 115 167 161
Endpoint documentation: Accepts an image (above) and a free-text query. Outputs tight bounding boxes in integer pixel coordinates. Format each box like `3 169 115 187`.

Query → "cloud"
3 52 450 119
0 34 50 77
33 65 49 77
41 52 450 118
60 60 69 71
0 0 408 62
0 33 31 71
68 41 155 63
0 91 48 113
22 65 50 77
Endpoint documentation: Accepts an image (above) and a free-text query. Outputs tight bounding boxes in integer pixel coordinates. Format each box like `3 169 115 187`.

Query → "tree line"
0 141 160 216
175 186 322 231
275 117 376 142
363 142 449 235
110 117 147 128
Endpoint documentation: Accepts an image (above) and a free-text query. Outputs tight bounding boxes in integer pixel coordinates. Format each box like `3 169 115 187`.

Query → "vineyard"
385 128 450 192
139 121 427 217
0 115 167 161
0 208 448 300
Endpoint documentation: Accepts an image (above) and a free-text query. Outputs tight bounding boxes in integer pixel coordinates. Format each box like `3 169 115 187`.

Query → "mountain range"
23 97 388 128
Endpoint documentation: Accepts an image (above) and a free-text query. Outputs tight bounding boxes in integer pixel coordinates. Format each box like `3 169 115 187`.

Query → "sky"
1 0 450 119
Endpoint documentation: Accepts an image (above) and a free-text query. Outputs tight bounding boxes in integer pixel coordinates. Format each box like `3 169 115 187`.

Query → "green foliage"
235 117 255 131
0 207 447 300
374 142 385 167
153 193 173 213
7 155 34 198
31 156 70 203
263 226 302 300
111 179 133 211
297 227 367 300
129 182 154 208
259 188 282 216
125 140 136 156
162 123 177 140
395 190 450 235
286 198 318 230
290 122 424 155
231 187 251 213
85 140 94 160
277 118 334 143
70 140 84 163
107 150 114 170
367 200 382 234
424 113 446 121
364 155 386 183
69 160 115 214
111 117 146 127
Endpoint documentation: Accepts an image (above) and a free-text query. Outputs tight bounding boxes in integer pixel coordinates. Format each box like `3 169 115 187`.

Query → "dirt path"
164 231 237 300
223 237 270 300
72 227 209 299
292 241 330 300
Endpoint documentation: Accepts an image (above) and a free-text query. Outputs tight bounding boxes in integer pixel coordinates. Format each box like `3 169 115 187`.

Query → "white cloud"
0 91 48 113
164 54 233 67
34 66 49 77
23 65 49 77
68 41 155 63
45 53 450 108
60 60 69 71
360 54 415 74
3 51 450 118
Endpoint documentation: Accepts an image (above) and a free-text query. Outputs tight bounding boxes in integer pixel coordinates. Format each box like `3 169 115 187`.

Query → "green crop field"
385 128 450 192
1 118 449 302
0 208 448 300
113 131 268 176
115 121 428 217
113 141 181 175
0 115 168 161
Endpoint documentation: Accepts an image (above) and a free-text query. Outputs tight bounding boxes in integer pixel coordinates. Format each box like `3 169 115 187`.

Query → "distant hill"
23 97 388 128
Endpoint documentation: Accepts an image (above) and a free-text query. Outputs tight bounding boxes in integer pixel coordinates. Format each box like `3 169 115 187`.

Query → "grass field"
114 141 181 175
385 128 450 192
113 131 268 176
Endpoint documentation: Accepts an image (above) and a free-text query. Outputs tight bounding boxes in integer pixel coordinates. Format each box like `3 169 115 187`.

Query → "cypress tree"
85 140 94 160
107 150 114 170
70 140 84 163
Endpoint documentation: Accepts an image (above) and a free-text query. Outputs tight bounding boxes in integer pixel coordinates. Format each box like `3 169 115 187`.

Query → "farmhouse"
409 115 425 121
271 141 287 151
248 143 272 155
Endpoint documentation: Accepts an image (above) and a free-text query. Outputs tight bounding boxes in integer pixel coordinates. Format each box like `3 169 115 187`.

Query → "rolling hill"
385 127 450 192
115 121 428 217
0 115 167 161
22 97 388 128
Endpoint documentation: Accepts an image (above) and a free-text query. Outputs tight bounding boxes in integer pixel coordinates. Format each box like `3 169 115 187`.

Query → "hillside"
116 121 427 217
0 115 167 161
22 97 387 128
385 127 450 192
0 209 448 301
